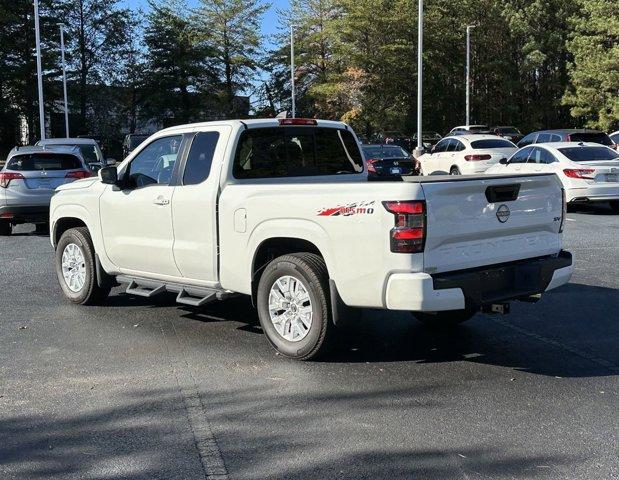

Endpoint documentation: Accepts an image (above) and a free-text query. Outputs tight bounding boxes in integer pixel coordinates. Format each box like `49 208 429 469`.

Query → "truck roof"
157 118 348 135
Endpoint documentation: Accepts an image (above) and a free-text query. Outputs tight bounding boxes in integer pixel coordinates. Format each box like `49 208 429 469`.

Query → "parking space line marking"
159 319 229 480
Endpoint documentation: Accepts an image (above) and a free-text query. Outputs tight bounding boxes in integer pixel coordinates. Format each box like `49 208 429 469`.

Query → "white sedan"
486 142 619 211
418 135 517 175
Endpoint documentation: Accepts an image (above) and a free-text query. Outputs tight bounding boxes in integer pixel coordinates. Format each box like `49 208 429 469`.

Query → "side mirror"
105 158 116 166
99 166 118 185
499 158 508 165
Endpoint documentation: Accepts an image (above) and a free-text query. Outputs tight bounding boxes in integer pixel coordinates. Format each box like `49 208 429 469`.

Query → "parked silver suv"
0 146 91 235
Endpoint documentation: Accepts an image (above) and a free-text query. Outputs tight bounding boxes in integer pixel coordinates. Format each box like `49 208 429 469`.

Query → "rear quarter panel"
218 179 426 308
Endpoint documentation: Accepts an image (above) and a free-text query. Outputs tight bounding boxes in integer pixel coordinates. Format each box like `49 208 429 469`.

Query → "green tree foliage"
265 0 610 136
193 0 268 115
142 0 216 125
563 0 619 131
0 0 63 145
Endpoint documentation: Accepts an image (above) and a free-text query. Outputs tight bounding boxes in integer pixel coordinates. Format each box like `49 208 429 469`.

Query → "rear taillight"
366 158 378 173
0 172 24 188
65 170 92 179
563 168 595 179
383 200 426 253
464 154 492 161
559 188 566 233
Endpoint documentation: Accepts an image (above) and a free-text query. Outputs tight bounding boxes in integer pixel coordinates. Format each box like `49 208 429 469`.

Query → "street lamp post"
34 0 46 140
59 23 69 138
465 24 476 127
290 25 296 119
413 0 424 157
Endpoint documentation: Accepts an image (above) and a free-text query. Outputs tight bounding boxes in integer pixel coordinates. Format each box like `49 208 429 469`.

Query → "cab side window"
183 132 220 185
125 135 182 189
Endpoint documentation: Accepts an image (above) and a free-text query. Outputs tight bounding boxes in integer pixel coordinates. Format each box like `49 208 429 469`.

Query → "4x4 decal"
318 201 375 217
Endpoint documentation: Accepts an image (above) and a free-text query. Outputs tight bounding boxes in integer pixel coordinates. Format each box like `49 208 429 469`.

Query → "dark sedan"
491 126 524 144
362 144 419 180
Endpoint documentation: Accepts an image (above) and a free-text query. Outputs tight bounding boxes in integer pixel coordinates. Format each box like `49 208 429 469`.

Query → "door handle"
153 196 170 206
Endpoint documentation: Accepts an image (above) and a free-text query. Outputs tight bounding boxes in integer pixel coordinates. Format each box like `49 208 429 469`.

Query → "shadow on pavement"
99 282 618 379
0 387 575 480
567 202 617 215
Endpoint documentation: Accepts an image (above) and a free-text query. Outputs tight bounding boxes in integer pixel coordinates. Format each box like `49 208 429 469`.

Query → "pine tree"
193 0 268 115
563 0 619 130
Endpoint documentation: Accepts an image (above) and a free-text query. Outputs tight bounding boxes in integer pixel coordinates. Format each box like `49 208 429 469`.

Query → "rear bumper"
567 185 619 203
385 251 573 312
0 205 50 224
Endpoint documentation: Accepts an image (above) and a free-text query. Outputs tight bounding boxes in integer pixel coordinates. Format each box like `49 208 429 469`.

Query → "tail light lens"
366 158 378 173
65 170 92 180
383 200 426 253
464 154 492 161
563 168 595 179
0 172 24 188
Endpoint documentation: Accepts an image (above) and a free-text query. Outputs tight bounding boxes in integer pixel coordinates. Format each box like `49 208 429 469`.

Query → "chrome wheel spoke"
61 243 87 293
268 275 313 342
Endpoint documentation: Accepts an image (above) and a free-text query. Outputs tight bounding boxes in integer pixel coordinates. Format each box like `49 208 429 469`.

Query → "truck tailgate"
418 174 563 273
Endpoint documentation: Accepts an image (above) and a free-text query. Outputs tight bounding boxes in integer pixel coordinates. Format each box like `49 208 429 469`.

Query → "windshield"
362 145 409 159
559 146 619 162
6 153 83 171
568 133 613 146
496 127 520 134
470 139 516 149
53 144 101 163
130 136 149 149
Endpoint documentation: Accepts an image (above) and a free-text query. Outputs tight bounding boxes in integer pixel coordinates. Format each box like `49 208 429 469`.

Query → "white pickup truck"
50 118 573 360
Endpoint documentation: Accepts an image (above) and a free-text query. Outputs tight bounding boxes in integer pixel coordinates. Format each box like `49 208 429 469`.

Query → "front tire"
55 227 110 305
0 220 11 236
257 253 335 360
609 200 619 213
412 307 477 327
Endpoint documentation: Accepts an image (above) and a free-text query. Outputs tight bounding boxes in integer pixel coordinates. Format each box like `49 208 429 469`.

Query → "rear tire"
412 307 477 328
609 200 619 213
450 166 461 175
55 227 110 305
257 253 335 360
0 221 11 236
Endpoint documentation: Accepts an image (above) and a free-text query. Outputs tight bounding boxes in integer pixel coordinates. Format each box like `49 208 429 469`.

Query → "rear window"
233 127 363 179
362 145 409 159
6 153 82 171
470 139 516 149
568 132 613 146
558 147 619 162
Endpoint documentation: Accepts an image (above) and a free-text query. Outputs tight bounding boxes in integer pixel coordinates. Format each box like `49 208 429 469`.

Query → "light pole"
414 0 424 157
59 23 69 137
290 24 296 118
465 24 476 126
34 0 46 140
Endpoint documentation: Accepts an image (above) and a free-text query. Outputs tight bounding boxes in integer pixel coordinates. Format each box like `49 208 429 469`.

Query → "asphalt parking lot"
0 204 617 480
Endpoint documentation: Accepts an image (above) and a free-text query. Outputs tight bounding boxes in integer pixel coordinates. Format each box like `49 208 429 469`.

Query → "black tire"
450 166 461 175
412 307 477 328
0 220 11 236
609 200 619 213
55 227 110 305
256 253 335 360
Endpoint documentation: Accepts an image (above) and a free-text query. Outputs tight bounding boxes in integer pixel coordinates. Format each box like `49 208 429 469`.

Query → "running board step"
125 281 166 298
117 275 234 306
176 289 217 307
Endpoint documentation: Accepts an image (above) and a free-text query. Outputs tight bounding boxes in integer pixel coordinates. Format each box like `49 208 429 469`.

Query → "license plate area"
390 167 402 174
